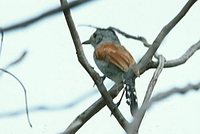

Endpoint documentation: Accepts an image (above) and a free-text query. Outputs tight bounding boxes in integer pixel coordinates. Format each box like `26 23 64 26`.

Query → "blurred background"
0 0 199 134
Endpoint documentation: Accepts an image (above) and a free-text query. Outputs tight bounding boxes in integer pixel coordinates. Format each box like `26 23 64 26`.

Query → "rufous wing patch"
95 43 137 72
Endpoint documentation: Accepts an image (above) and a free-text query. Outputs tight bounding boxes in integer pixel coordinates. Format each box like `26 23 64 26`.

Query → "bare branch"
128 81 200 134
0 88 97 118
109 27 160 59
109 26 151 47
0 50 27 74
143 55 165 104
0 27 4 58
0 68 32 127
0 0 92 33
0 51 27 76
0 34 29 125
60 0 129 132
129 55 165 134
150 40 200 68
138 0 197 74
64 83 123 134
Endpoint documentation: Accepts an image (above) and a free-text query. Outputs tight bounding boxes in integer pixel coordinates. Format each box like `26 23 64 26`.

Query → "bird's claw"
93 75 106 87
100 75 106 83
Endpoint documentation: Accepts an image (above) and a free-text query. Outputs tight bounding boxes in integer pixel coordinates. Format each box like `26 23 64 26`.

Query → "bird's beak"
82 39 91 44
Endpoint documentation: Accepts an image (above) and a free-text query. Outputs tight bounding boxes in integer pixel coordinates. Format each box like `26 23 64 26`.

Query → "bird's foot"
93 75 106 87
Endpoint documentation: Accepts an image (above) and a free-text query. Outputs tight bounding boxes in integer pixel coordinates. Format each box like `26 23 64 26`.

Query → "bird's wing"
95 43 136 72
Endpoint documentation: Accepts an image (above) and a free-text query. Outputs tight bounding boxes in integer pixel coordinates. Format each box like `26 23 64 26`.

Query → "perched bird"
82 28 139 116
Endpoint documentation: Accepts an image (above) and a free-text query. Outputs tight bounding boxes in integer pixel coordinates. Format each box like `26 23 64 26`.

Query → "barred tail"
125 70 138 116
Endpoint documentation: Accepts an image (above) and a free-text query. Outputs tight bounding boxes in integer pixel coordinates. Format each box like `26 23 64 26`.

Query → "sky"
0 0 200 134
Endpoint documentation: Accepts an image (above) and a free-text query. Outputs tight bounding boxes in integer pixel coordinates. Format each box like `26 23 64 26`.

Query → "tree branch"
0 27 4 58
60 0 129 132
109 26 151 48
109 26 160 59
129 55 165 134
150 40 200 68
0 68 32 127
138 0 197 74
0 0 92 33
0 51 28 76
128 81 200 134
64 83 123 134
0 88 97 118
142 55 165 104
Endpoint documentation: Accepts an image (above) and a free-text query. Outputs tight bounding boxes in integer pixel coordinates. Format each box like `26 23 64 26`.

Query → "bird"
82 28 140 116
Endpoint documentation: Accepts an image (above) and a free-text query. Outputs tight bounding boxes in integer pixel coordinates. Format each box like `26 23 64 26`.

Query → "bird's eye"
93 33 97 38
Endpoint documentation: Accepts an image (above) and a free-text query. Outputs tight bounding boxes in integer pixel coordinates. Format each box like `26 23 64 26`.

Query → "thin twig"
0 27 4 58
0 51 28 76
128 81 200 134
109 26 151 47
0 88 97 118
0 0 92 33
150 40 200 68
0 68 32 127
60 0 129 132
109 26 160 59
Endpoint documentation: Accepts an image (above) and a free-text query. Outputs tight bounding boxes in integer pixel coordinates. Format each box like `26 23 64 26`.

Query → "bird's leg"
116 89 125 107
110 82 125 116
115 80 126 107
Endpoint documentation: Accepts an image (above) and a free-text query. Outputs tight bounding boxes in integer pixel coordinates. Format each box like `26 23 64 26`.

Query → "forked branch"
60 0 129 132
128 81 200 134
138 0 197 74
